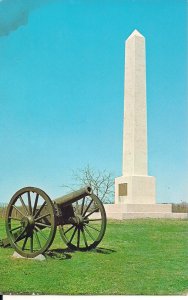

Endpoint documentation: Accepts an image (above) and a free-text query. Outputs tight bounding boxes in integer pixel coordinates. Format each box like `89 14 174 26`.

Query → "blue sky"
0 0 187 203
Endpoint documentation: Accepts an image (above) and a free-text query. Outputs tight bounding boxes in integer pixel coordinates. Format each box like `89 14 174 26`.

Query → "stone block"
12 251 46 261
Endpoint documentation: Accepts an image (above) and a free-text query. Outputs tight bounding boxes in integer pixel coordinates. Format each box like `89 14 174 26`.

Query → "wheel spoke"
69 227 77 243
35 225 48 240
84 226 95 241
64 225 74 235
35 213 50 222
10 225 23 232
76 201 79 213
8 216 21 221
81 197 85 215
34 230 42 249
14 228 26 243
81 227 88 248
34 202 46 219
30 233 33 252
86 218 102 222
77 228 80 248
83 199 93 217
35 222 51 228
12 205 25 217
33 194 39 216
85 207 99 218
27 192 32 215
22 236 28 250
19 196 29 215
85 223 100 232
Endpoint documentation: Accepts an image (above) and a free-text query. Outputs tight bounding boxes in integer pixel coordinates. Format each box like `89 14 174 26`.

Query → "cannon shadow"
89 247 116 254
45 249 72 260
45 247 116 259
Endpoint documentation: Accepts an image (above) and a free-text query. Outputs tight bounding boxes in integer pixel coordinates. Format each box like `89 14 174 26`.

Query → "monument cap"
127 29 144 40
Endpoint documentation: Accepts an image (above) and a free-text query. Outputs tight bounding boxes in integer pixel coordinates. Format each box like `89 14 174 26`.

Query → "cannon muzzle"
53 186 92 208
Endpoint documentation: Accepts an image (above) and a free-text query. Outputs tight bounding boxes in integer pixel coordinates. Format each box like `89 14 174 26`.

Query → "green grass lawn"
0 217 188 295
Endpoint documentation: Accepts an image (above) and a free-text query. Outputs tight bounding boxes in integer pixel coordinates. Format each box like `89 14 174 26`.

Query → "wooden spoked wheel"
5 187 56 258
59 193 107 251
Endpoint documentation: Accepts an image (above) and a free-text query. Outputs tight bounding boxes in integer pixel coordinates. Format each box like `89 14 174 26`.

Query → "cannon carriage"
1 186 107 258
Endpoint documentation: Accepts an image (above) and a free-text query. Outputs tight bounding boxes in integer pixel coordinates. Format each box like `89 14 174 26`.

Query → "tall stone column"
115 29 156 205
104 29 174 219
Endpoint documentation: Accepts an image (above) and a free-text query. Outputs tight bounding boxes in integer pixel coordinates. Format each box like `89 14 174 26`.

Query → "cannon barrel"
53 186 92 208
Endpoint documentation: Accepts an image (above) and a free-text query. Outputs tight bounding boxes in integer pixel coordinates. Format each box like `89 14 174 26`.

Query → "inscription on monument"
119 183 127 196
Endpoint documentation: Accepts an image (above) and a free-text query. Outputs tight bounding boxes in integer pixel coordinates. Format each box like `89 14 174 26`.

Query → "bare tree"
63 165 114 203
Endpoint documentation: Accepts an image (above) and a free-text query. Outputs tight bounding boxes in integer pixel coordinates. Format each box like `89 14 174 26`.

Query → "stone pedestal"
115 175 156 204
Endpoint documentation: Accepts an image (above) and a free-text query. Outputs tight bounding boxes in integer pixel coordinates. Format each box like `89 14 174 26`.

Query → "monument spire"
104 29 173 219
123 29 148 176
114 29 156 205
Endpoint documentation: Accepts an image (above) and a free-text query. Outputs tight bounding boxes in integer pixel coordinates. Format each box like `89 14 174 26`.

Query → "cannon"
1 186 107 258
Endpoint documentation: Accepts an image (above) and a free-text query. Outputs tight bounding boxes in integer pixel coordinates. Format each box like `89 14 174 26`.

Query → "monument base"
104 204 187 220
115 175 156 204
109 175 188 219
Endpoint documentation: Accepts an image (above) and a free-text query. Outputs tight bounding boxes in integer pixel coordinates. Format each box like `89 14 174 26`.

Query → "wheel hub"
70 214 86 226
21 215 35 231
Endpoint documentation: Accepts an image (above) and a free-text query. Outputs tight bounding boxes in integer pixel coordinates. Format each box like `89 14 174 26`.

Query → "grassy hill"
0 218 188 295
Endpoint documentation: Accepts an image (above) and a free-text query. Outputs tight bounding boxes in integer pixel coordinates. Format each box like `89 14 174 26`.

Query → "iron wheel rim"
59 193 106 251
5 187 56 258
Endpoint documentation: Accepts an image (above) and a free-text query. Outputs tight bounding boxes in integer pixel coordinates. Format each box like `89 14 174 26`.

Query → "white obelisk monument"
104 29 175 218
115 29 156 205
